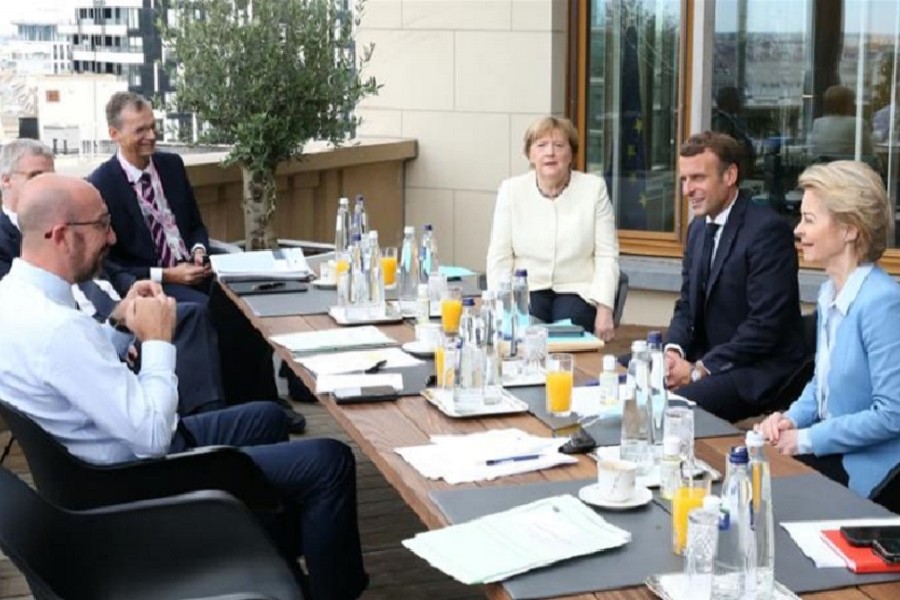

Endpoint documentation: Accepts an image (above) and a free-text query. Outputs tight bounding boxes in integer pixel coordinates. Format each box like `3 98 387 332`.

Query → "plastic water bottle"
685 495 722 600
746 431 775 599
480 290 503 405
353 194 368 238
419 224 439 283
512 269 531 343
348 233 368 306
335 197 351 253
397 226 419 310
647 330 667 448
621 340 651 473
496 277 514 346
453 298 482 412
367 230 385 316
713 446 755 600
598 354 619 407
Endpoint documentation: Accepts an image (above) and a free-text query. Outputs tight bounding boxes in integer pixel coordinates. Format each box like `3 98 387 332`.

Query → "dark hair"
680 131 746 184
105 91 151 129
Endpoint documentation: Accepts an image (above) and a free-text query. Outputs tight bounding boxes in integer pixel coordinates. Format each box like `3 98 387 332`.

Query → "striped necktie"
139 173 176 268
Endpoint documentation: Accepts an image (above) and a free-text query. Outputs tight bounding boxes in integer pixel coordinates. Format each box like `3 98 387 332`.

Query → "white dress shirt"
485 170 620 308
0 259 179 464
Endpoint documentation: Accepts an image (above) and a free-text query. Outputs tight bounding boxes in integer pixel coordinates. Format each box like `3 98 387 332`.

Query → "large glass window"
713 0 900 247
584 0 683 234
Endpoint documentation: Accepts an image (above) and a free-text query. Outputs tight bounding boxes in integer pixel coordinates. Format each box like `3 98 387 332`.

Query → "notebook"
821 529 900 573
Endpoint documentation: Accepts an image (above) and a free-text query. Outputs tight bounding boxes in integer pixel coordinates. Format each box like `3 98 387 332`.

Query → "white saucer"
312 279 337 289
578 483 653 510
402 340 436 357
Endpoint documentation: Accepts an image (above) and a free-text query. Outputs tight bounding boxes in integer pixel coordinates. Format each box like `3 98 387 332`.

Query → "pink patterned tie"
139 173 176 268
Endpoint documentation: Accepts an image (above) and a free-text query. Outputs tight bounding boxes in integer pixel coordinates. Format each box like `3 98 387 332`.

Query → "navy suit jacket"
87 152 210 295
0 211 20 279
667 192 806 404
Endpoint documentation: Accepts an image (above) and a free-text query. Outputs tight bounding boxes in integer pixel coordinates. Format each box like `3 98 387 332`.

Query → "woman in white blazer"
758 161 900 512
485 117 620 341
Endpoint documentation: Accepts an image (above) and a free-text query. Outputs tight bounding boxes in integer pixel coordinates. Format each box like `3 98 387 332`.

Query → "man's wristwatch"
690 361 705 383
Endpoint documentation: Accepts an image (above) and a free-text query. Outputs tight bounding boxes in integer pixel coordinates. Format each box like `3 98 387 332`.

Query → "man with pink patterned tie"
88 92 212 304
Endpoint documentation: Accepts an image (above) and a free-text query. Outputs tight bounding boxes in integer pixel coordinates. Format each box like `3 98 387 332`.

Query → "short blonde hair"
523 116 579 158
798 160 893 262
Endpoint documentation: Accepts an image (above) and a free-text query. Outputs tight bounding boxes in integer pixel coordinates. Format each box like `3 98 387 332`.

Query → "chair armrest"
89 446 282 512
208 239 244 255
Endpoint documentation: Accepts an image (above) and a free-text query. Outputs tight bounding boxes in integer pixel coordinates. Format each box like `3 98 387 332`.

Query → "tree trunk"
240 164 278 250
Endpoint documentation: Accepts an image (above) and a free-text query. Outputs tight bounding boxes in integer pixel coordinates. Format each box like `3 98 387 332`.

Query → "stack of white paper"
298 347 422 376
395 428 577 484
270 326 397 355
210 248 311 280
781 517 900 567
316 373 404 394
403 494 630 584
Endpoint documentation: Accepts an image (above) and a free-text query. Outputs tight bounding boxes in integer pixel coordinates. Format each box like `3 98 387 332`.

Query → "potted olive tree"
160 0 379 249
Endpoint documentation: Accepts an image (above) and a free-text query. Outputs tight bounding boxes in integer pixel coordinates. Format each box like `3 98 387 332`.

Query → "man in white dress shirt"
0 174 367 600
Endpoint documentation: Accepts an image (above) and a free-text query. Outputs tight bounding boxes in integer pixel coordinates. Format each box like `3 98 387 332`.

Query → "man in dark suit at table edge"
664 131 806 422
85 92 311 421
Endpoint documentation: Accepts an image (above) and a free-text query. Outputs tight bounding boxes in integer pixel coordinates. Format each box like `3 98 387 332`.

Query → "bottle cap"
424 223 433 231
647 330 663 344
745 430 764 448
514 268 528 277
355 193 364 203
602 354 616 371
728 445 749 464
369 230 379 240
417 283 429 295
663 436 681 456
462 297 475 307
403 225 415 234
702 495 722 511
339 197 349 206
630 340 648 352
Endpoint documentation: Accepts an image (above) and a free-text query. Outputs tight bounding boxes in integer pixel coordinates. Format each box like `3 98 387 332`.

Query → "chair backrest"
613 271 629 327
802 311 818 356
0 466 66 599
0 400 91 509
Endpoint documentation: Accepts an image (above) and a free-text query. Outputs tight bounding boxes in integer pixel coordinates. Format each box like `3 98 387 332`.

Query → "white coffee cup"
596 459 637 502
319 260 336 283
415 323 442 350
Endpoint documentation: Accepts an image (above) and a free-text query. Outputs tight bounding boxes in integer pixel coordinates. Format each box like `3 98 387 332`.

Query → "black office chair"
0 400 282 512
0 466 303 600
766 312 818 412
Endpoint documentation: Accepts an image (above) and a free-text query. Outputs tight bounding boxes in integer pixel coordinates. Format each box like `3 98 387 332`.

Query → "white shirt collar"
818 264 874 317
116 149 156 184
2 206 18 229
706 190 739 228
8 258 77 309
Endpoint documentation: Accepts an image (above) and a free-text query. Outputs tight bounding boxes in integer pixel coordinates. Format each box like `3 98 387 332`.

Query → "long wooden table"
226 288 900 600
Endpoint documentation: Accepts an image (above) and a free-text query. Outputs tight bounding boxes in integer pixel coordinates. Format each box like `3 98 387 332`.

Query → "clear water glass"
521 325 548 375
685 507 719 600
663 407 695 460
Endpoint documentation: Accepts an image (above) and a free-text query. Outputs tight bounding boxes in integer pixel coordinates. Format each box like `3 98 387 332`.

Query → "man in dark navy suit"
86 92 212 304
665 131 806 422
0 139 225 416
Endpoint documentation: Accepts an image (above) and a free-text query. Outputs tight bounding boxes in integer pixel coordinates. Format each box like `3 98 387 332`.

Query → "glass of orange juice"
382 247 398 287
545 353 574 417
441 286 463 335
434 335 456 389
672 471 712 555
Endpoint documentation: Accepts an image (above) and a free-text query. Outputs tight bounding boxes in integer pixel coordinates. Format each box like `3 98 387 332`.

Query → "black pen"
253 281 285 291
485 454 542 466
364 359 387 374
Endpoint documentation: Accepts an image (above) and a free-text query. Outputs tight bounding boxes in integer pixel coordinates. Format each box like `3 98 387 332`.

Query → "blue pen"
485 454 542 466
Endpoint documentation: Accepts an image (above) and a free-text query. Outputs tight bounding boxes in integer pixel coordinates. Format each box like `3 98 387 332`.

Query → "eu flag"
607 20 648 230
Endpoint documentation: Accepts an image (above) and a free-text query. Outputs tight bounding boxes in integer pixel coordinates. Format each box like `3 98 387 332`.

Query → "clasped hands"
109 280 177 343
163 250 211 286
754 412 800 456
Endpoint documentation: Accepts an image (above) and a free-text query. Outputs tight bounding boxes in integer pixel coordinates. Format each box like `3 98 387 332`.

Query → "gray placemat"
506 386 739 443
429 478 681 599
649 473 900 593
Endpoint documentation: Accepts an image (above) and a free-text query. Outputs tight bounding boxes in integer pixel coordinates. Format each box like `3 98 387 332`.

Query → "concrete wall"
356 0 568 270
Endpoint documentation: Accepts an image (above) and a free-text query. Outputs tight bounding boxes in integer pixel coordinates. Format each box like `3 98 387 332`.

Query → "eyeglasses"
43 213 112 239
12 169 51 181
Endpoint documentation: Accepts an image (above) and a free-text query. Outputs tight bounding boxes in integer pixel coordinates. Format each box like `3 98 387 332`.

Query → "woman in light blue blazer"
758 160 900 512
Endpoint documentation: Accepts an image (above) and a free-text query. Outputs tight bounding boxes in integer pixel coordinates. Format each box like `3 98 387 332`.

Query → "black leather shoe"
273 397 307 435
279 361 318 404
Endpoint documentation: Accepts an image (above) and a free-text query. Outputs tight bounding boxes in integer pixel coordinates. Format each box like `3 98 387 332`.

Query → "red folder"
821 529 900 573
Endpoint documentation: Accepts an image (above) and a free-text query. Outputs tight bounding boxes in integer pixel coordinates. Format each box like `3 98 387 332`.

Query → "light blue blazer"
785 266 900 498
